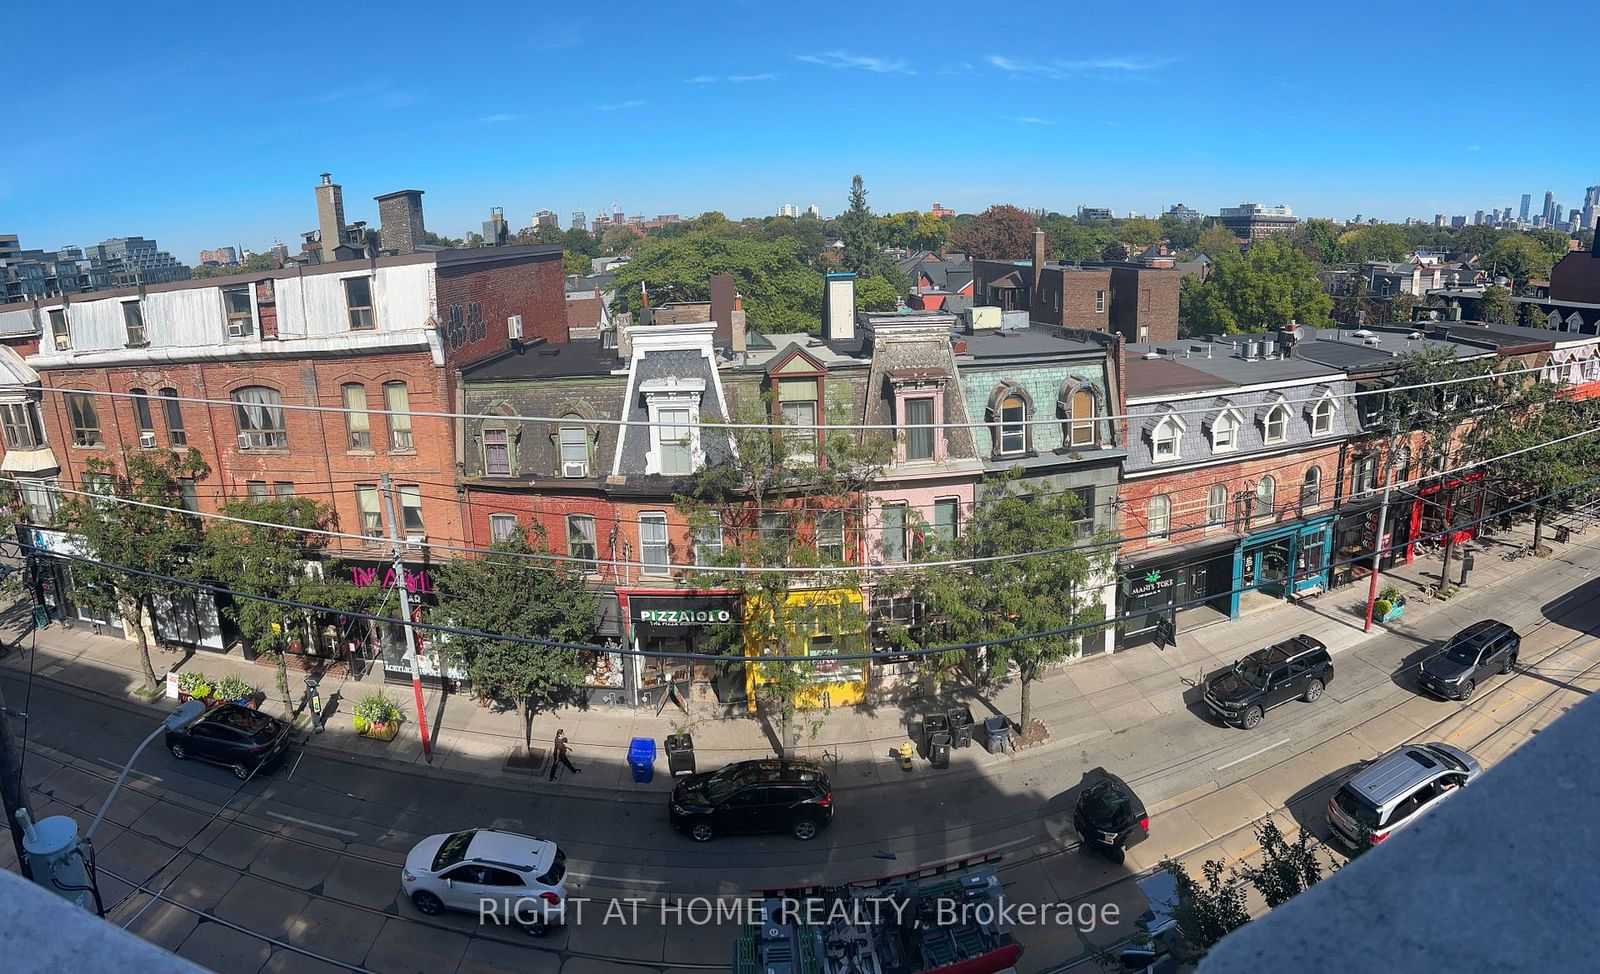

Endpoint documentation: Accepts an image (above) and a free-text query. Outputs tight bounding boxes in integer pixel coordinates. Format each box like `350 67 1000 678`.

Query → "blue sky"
4 0 1595 258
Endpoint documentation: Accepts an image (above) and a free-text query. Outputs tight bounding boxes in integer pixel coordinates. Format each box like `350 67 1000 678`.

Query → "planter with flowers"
176 671 214 706
1375 584 1406 624
352 692 404 742
213 675 263 709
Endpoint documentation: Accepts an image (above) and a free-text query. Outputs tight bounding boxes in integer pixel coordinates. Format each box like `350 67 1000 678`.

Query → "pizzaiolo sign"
639 608 733 626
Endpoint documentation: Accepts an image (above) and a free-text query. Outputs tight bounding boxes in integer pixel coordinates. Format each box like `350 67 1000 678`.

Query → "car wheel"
168 743 188 760
523 917 550 937
1303 679 1325 703
1241 706 1263 729
1503 654 1517 674
230 763 251 781
411 891 444 916
1458 679 1475 701
689 821 716 843
792 818 819 841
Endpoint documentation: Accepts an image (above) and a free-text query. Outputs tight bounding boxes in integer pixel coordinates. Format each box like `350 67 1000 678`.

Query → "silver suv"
1327 742 1481 851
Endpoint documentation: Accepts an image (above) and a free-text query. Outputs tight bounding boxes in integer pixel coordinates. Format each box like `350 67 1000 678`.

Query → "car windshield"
1234 659 1271 688
1332 789 1380 831
432 831 475 871
1443 638 1485 665
704 767 752 804
1082 783 1131 826
1429 748 1468 774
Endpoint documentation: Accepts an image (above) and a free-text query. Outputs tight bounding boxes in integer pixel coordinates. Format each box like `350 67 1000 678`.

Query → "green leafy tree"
1241 819 1328 908
563 251 592 276
1452 224 1503 257
1180 236 1333 334
1116 217 1163 248
1044 219 1113 262
855 275 900 311
1338 223 1409 264
464 231 486 248
56 450 211 691
1196 224 1242 258
1159 212 1202 250
434 526 597 746
951 204 1038 261
1291 218 1346 265
682 397 892 755
1471 386 1599 552
1476 284 1515 324
601 224 639 255
1100 241 1129 261
423 230 462 248
198 498 370 714
1484 236 1555 292
1520 300 1549 328
1159 858 1251 963
880 473 1111 732
1387 292 1419 324
838 175 885 276
608 230 824 332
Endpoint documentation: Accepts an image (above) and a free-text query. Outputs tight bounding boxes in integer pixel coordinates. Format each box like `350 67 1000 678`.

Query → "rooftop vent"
1352 328 1376 339
1142 349 1162 360
1408 331 1423 340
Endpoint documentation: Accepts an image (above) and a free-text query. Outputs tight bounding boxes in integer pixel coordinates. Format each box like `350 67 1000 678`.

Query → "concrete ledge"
1201 690 1600 973
1 868 209 973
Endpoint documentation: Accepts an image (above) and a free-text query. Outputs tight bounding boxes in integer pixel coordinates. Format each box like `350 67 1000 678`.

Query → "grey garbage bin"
923 713 950 756
947 706 975 748
928 731 952 769
983 716 1011 754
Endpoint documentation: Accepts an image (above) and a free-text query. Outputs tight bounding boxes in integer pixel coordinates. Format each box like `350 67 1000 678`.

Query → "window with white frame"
759 511 790 545
642 378 704 476
232 386 287 449
121 301 147 346
558 425 589 476
778 378 819 464
1152 415 1182 460
489 513 517 542
384 381 413 451
1068 388 1096 447
483 428 511 475
222 286 254 338
932 497 958 546
657 407 693 475
881 503 909 562
130 389 154 445
342 383 371 450
343 277 375 330
904 397 936 460
1264 403 1289 443
1211 410 1240 452
567 514 597 564
1353 454 1378 493
18 478 58 523
355 485 382 537
816 510 846 561
639 513 669 573
997 394 1027 456
1256 475 1276 520
1094 290 1106 314
399 485 425 537
1149 494 1171 539
0 401 45 451
1310 396 1335 436
1301 466 1322 509
693 513 722 565
1207 484 1227 525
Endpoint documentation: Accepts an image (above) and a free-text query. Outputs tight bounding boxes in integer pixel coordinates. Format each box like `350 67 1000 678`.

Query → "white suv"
1327 742 1482 851
401 829 569 935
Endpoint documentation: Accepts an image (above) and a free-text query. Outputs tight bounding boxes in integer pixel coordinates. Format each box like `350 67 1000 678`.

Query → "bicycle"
1503 545 1533 562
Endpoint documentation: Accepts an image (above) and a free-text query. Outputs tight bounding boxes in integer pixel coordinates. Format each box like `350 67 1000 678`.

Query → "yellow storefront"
743 588 869 711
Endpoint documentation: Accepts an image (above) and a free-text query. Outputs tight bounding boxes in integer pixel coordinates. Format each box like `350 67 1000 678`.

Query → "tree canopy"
951 205 1038 261
608 229 824 332
1196 224 1243 259
1179 236 1333 335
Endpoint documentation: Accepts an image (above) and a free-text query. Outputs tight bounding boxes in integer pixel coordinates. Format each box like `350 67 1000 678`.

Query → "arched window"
1149 494 1171 539
159 388 187 446
1212 411 1239 452
129 388 154 444
1152 416 1182 460
998 394 1027 456
1256 475 1276 520
232 386 287 450
1301 466 1322 509
1264 404 1289 443
1311 397 1335 436
341 383 371 450
1207 484 1228 525
1068 388 1096 447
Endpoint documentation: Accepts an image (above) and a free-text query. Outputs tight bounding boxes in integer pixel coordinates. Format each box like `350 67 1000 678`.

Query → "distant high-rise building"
1519 194 1532 223
1164 203 1203 222
1473 210 1484 226
197 246 238 266
777 203 799 218
572 210 587 232
1353 213 1364 224
534 209 559 229
1451 215 1467 228
81 236 190 287
1555 204 1565 226
1218 202 1297 240
805 204 820 219
269 240 290 260
1434 213 1446 227
1543 190 1556 224
1077 205 1115 222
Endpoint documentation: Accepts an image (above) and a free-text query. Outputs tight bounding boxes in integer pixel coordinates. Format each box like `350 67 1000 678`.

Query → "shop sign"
639 607 732 626
351 564 432 595
31 528 86 557
1124 568 1175 600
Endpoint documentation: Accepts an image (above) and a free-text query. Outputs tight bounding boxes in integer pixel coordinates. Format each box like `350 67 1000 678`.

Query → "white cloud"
477 113 519 124
687 72 779 84
595 99 647 111
1007 116 1055 126
1466 144 1482 151
796 51 913 75
728 73 778 82
987 53 1173 80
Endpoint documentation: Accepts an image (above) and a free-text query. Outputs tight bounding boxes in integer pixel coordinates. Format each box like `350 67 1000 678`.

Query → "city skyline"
3 0 1596 256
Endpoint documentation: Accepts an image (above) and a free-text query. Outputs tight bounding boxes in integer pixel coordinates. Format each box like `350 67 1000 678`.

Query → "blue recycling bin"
627 737 657 783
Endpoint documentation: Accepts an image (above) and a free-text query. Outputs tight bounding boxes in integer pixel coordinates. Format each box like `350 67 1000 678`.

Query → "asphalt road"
5 539 1599 972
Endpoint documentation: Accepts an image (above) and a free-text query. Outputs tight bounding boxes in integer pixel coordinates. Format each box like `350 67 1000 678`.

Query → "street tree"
199 498 371 714
682 397 893 756
1484 235 1555 292
879 473 1112 734
1470 388 1599 552
1241 819 1328 908
433 526 597 747
951 204 1037 260
1179 236 1333 334
1158 858 1251 963
1520 300 1549 328
1476 284 1515 324
1195 224 1242 258
55 450 211 691
1045 219 1113 262
1386 291 1419 324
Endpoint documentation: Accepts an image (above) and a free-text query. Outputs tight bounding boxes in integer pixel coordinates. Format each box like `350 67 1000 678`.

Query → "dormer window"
997 395 1026 456
641 376 705 476
47 308 70 351
222 286 255 338
904 397 936 460
1210 405 1243 454
1151 414 1184 461
1263 403 1289 444
1067 388 1097 448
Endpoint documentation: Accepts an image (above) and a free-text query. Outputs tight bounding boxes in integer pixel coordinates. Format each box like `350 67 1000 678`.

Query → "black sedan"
1073 768 1148 864
166 703 291 780
1417 620 1520 701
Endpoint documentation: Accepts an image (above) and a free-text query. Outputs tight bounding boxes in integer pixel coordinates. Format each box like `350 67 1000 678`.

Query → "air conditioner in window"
53 334 70 351
404 534 427 550
237 433 253 451
562 460 588 478
226 320 248 338
138 431 156 449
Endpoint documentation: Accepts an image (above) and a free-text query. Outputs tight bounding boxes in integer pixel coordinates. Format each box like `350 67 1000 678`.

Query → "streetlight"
15 700 206 913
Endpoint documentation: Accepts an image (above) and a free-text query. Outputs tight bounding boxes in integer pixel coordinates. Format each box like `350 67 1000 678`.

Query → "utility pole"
1364 428 1402 632
380 475 433 763
0 681 36 879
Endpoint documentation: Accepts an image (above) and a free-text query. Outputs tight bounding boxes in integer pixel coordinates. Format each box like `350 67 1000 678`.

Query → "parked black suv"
1416 619 1519 701
669 759 833 842
1203 635 1333 729
166 703 291 780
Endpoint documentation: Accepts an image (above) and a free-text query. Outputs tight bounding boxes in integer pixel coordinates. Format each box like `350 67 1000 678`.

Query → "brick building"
971 230 1181 341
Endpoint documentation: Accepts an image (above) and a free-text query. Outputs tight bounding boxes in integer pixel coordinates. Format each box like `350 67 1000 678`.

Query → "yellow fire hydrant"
897 739 916 771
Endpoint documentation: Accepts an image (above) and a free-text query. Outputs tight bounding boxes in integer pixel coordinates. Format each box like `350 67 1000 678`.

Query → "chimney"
731 306 748 355
1031 227 1046 299
375 189 426 255
709 274 735 348
823 272 856 342
314 173 346 264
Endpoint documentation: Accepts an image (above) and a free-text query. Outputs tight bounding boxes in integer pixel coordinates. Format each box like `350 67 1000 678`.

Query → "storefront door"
1242 539 1292 598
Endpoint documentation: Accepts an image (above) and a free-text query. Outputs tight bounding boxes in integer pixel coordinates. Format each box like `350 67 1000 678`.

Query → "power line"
16 469 1600 666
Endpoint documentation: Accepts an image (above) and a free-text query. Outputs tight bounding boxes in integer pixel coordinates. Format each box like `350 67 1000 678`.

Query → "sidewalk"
0 520 1570 797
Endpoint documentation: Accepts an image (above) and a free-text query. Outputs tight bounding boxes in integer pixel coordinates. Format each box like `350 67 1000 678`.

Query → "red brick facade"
436 248 567 369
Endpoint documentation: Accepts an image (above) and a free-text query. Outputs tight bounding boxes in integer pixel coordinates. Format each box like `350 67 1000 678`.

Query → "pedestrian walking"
549 729 580 780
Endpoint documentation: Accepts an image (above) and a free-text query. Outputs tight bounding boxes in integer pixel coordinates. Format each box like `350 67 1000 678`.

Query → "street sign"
1154 612 1177 650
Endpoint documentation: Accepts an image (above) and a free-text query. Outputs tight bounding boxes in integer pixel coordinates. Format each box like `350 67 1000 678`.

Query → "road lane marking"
96 758 161 782
265 811 359 837
1215 737 1291 772
288 751 305 780
568 872 669 886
